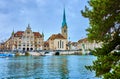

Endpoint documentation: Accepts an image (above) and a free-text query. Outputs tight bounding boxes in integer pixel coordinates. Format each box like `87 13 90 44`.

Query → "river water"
0 55 100 79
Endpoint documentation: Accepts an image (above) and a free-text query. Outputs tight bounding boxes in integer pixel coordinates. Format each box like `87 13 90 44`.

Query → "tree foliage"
82 0 120 78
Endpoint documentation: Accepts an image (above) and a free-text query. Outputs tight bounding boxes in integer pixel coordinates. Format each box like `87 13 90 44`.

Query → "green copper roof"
42 32 44 37
11 29 14 36
62 8 67 28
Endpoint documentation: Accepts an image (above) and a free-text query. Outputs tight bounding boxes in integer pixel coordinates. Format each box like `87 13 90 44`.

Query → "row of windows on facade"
13 38 38 41
12 37 42 41
14 36 42 39
13 41 41 44
7 43 41 47
17 44 41 46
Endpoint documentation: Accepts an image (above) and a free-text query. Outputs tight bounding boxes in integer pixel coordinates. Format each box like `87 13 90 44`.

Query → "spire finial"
27 24 31 29
28 24 30 27
63 8 66 22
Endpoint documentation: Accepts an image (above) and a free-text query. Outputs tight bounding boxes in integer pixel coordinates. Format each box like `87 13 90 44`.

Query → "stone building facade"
77 38 102 54
48 33 67 50
2 25 44 51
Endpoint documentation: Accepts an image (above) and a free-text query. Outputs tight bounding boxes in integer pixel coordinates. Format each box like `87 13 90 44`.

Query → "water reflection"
0 55 100 79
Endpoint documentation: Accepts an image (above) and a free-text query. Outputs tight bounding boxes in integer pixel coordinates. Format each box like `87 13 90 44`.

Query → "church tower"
61 8 68 39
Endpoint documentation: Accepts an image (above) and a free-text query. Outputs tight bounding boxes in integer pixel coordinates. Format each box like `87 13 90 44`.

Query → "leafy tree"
81 0 120 78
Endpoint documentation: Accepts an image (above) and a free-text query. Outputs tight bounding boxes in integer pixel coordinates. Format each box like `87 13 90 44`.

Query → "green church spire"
12 28 14 36
62 8 67 28
42 32 44 37
61 8 68 39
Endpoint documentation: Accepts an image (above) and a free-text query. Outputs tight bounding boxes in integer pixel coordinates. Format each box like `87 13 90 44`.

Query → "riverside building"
77 38 102 54
0 9 69 51
46 8 68 50
3 25 44 51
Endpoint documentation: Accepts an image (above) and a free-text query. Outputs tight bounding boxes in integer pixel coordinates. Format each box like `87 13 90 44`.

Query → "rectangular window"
60 40 61 48
58 41 59 48
62 41 64 48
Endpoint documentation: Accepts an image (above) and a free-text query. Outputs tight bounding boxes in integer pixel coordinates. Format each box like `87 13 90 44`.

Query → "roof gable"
48 33 65 40
78 38 88 43
33 32 42 37
14 31 42 38
14 31 24 37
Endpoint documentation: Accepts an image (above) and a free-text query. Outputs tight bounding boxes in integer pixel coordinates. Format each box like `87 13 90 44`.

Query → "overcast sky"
0 0 89 42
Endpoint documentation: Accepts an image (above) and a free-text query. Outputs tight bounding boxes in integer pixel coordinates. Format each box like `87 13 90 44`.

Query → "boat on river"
44 51 54 56
0 53 15 58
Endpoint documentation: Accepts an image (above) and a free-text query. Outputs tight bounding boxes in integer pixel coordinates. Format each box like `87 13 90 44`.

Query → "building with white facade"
46 8 68 50
48 33 67 50
3 25 44 51
78 38 102 54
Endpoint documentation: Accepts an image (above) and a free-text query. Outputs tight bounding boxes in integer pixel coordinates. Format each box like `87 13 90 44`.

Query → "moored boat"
44 52 54 56
0 53 15 58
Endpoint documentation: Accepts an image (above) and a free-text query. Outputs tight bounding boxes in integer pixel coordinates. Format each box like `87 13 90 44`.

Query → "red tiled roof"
14 31 24 37
48 33 65 40
71 42 78 46
44 41 49 46
78 38 88 43
14 31 42 37
33 32 42 37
